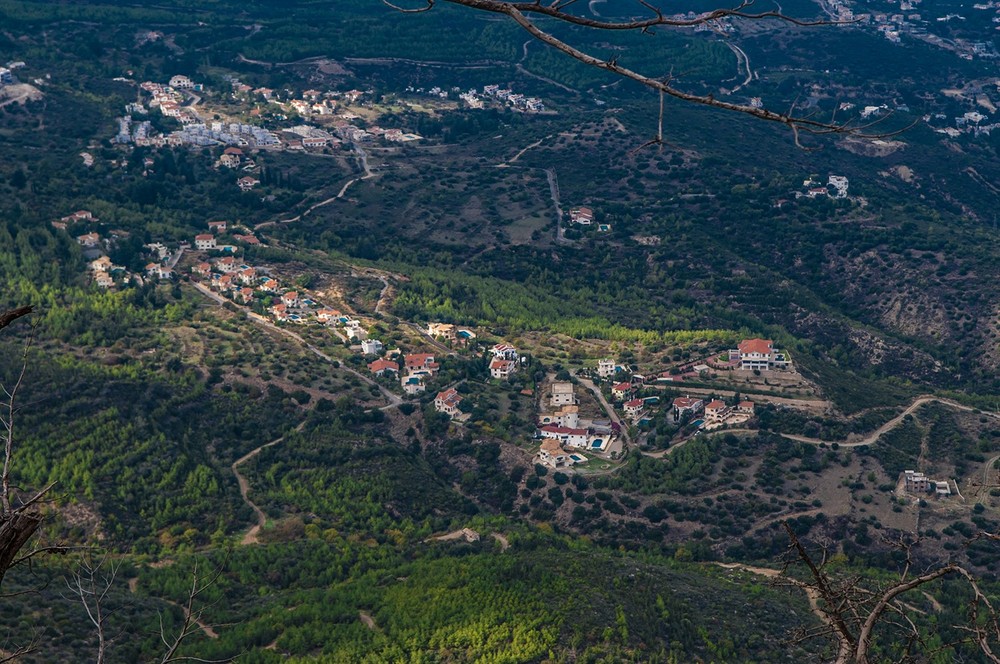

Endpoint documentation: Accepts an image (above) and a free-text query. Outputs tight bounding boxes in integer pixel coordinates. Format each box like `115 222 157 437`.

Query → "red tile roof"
368 359 399 373
672 397 703 409
738 338 773 356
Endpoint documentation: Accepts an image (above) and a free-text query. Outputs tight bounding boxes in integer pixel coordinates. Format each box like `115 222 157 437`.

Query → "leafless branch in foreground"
158 553 234 664
64 551 125 664
0 307 47 591
384 0 906 145
781 522 1000 664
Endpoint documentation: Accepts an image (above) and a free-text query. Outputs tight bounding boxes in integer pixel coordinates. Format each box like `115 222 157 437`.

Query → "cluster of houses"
669 395 756 429
798 175 850 200
902 470 954 497
62 210 174 288
479 85 545 113
457 85 545 112
927 110 1000 138
489 343 521 380
537 380 617 468
140 79 201 125
400 352 440 395
55 210 177 289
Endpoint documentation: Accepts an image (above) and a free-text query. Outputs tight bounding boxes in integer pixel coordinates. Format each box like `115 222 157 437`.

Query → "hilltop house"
401 374 426 395
434 388 464 418
237 176 260 192
237 268 257 285
90 256 113 273
145 263 173 280
207 220 228 233
569 206 594 224
215 256 237 273
76 232 101 248
405 353 438 375
270 303 289 321
731 338 791 371
169 75 194 89
427 322 457 342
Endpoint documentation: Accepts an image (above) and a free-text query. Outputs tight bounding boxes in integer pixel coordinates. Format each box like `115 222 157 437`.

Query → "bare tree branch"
384 0 894 142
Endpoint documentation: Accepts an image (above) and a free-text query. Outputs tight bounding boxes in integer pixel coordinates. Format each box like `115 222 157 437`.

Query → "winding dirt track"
778 396 992 448
232 422 304 545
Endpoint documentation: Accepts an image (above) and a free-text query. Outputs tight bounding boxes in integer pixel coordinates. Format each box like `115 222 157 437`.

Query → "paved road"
167 246 185 269
576 376 631 447
405 322 456 356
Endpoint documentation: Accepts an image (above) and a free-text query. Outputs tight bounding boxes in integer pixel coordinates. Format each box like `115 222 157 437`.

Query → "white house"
538 439 573 469
195 234 216 250
732 338 791 371
569 206 594 224
491 343 519 361
402 375 425 395
489 358 518 380
538 405 580 429
361 339 384 355
540 425 589 448
169 75 195 89
623 398 645 420
550 382 575 407
434 388 463 419
597 358 617 378
672 396 704 420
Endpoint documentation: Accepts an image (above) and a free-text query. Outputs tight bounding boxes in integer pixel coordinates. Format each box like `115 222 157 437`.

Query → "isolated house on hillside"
731 338 791 371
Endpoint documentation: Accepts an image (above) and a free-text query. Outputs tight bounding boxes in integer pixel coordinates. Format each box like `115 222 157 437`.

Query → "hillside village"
57 209 821 473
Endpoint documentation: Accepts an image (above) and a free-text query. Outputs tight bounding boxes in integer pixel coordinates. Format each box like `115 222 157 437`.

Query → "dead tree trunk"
0 510 43 586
